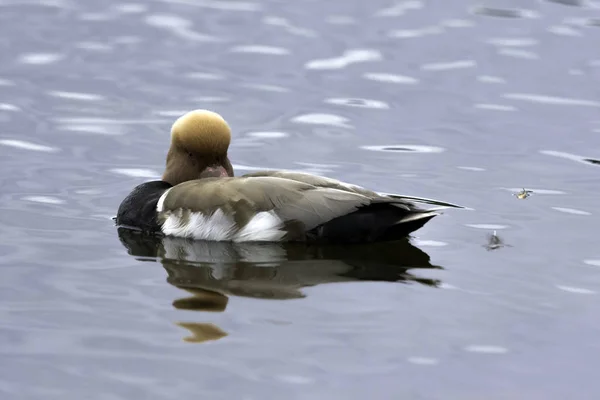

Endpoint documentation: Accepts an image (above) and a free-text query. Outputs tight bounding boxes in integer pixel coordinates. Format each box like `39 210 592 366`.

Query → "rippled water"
1 0 600 399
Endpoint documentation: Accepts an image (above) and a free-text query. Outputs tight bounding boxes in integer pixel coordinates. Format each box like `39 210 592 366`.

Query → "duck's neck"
162 148 235 186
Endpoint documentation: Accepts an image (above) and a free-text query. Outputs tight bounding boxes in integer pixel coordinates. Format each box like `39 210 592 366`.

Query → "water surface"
1 0 600 399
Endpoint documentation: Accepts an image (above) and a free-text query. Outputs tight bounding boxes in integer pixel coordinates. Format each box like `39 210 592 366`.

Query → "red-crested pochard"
116 110 462 243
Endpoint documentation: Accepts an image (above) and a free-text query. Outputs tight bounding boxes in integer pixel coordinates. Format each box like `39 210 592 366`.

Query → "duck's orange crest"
170 109 231 156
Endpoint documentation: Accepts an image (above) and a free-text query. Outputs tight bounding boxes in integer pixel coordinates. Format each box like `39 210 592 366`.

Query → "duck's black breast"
115 180 173 233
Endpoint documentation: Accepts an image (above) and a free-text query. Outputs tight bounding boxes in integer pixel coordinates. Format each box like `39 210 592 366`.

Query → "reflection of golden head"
173 288 229 312
177 322 228 343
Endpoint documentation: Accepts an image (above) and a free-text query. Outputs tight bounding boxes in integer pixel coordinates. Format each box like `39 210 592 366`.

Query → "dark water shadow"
117 229 444 342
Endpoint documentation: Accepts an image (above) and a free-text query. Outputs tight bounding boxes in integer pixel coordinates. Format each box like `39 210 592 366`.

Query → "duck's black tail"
307 203 440 244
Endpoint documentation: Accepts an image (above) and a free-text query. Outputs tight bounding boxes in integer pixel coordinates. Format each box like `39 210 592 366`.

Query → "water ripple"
361 145 445 153
584 260 600 267
305 49 381 70
374 0 423 17
325 98 389 109
291 113 352 128
457 166 486 171
498 48 539 60
109 168 160 178
541 150 600 167
75 42 114 52
57 124 125 135
112 3 147 13
155 0 260 11
262 16 316 37
477 75 506 84
474 104 517 112
230 45 290 55
17 53 63 65
23 196 65 205
545 0 586 6
47 91 105 101
465 224 508 230
421 60 477 71
407 357 439 365
144 14 220 42
464 345 509 354
486 38 538 47
504 93 600 107
185 72 225 80
470 6 540 19
0 103 20 111
325 15 356 25
363 72 419 84
556 285 596 294
247 131 289 139
389 26 443 39
0 139 59 153
442 19 475 28
552 207 591 216
548 25 583 36
501 187 565 195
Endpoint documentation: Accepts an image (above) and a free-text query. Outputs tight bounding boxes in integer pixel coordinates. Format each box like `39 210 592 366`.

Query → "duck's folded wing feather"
159 176 372 231
241 170 381 197
241 170 465 209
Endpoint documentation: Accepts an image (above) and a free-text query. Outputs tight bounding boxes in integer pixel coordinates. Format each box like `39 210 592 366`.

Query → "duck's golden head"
162 109 235 186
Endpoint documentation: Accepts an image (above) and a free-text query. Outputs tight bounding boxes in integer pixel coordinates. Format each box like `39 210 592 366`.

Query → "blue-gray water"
1 0 600 399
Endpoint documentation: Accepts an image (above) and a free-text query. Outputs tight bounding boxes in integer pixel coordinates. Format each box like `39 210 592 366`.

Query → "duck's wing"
242 170 465 209
377 193 465 209
240 170 382 197
157 176 372 235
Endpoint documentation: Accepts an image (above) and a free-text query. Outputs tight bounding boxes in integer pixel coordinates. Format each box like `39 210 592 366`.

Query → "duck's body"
115 110 461 243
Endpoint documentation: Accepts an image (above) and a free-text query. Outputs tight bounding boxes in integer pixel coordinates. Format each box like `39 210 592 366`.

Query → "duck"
115 109 462 243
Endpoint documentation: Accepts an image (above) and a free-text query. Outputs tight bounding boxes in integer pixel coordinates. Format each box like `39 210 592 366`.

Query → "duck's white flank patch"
156 188 172 213
235 211 285 242
162 209 236 241
160 208 285 242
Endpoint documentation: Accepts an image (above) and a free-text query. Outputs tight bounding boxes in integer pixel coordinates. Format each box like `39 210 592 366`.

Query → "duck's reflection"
117 229 444 342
